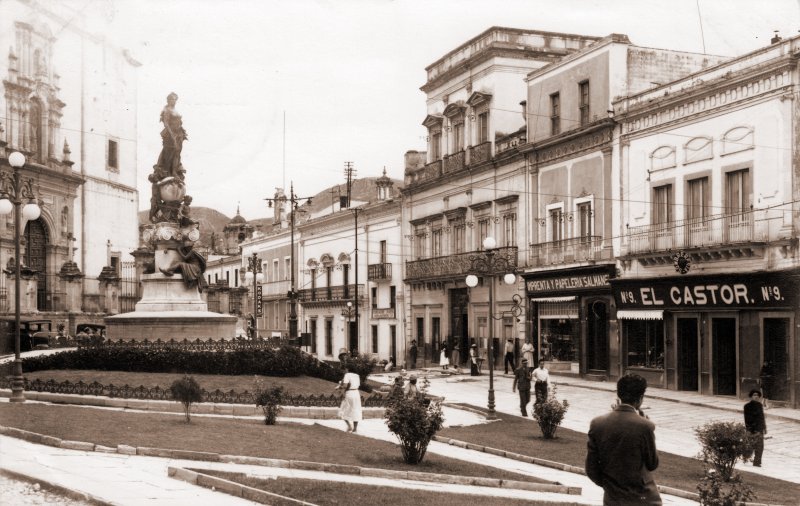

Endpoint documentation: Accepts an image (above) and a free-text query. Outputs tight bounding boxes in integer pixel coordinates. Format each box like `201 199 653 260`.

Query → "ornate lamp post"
341 300 356 354
0 152 42 403
465 236 517 420
244 251 264 338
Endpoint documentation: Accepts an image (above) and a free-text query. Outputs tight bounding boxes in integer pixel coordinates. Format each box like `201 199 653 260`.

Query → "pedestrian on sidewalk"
409 340 418 369
532 360 550 405
744 389 767 467
586 374 661 505
521 339 535 372
452 343 461 371
469 344 480 376
512 358 532 416
439 343 450 370
337 361 362 433
503 338 515 374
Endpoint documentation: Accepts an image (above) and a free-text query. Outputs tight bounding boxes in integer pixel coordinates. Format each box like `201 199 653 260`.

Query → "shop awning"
530 296 577 302
617 309 664 320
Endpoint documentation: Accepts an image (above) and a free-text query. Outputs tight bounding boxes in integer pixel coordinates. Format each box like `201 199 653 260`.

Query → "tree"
169 375 203 423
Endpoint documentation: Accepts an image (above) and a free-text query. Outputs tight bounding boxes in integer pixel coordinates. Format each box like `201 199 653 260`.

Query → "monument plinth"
105 92 236 341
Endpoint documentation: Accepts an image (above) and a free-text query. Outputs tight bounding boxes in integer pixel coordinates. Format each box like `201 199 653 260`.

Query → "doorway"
24 219 48 311
450 288 469 366
587 300 609 372
763 317 790 402
677 317 699 391
348 321 357 352
712 317 737 395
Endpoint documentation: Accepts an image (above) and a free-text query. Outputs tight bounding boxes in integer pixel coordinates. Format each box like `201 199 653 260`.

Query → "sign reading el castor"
611 272 798 309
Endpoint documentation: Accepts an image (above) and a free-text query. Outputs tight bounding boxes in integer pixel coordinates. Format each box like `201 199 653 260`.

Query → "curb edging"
0 467 112 505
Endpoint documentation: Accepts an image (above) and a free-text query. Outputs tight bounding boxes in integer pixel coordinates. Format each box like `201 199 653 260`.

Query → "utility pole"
265 182 313 343
342 161 359 355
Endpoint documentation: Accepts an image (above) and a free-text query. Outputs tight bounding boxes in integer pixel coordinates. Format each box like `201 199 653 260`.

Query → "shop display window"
625 320 664 369
540 318 578 362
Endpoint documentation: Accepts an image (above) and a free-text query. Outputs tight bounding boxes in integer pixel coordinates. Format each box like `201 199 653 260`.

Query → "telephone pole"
342 162 360 355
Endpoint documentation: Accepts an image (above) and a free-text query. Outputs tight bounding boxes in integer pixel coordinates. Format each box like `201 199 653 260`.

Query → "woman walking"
337 361 363 433
439 343 450 370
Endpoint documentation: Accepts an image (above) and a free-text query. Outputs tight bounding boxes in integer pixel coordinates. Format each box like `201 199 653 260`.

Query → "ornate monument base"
105 221 236 341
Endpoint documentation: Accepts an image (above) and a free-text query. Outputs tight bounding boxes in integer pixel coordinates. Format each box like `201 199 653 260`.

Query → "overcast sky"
83 0 800 219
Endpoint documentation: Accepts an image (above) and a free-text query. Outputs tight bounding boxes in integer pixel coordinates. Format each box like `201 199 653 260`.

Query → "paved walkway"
398 368 800 484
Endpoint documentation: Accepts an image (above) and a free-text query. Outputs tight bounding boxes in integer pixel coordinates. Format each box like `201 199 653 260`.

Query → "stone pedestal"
105 222 236 341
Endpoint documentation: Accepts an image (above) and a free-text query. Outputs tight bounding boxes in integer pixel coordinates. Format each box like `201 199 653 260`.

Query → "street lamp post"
244 252 264 339
0 152 42 403
341 301 355 354
465 236 517 420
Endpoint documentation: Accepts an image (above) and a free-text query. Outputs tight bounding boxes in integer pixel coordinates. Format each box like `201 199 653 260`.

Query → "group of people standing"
512 357 550 417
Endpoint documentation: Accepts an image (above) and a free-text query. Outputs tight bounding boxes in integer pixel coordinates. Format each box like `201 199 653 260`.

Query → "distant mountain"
138 207 248 249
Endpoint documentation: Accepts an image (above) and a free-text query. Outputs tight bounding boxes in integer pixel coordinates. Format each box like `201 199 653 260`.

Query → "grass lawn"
200 470 552 506
439 406 799 505
0 403 545 484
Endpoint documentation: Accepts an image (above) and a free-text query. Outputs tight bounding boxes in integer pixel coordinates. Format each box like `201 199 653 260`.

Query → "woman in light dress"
337 361 363 433
439 343 450 370
521 339 535 372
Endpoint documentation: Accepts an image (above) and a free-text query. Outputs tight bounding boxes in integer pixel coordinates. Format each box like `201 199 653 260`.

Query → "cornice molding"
531 122 614 165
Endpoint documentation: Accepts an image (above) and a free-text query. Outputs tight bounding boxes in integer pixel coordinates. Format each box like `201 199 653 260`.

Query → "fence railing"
406 246 518 281
82 337 296 351
529 236 605 266
0 377 388 407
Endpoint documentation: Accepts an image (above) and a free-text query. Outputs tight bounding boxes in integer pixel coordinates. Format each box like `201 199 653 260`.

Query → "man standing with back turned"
585 374 661 505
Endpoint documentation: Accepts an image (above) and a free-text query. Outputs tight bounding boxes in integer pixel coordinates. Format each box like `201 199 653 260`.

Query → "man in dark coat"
744 389 767 467
409 340 418 369
511 358 532 416
586 374 661 505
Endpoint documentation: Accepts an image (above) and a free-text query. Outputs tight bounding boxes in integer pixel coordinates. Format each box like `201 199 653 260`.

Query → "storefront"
523 265 616 377
611 270 799 407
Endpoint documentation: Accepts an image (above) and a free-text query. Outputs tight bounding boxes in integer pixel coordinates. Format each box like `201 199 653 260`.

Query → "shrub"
255 382 285 425
532 393 569 439
694 421 756 481
169 375 202 423
697 469 755 505
384 396 444 464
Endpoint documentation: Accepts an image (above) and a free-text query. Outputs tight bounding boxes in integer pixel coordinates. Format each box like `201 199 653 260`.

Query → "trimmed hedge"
20 345 344 383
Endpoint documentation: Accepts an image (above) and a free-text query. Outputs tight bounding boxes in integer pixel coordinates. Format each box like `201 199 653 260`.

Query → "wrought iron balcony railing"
367 263 392 281
623 208 778 255
406 246 518 282
529 236 604 266
443 150 465 174
468 142 491 165
297 284 364 303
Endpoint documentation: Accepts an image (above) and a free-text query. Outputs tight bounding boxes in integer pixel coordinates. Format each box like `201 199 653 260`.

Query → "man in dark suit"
743 389 767 467
586 374 661 505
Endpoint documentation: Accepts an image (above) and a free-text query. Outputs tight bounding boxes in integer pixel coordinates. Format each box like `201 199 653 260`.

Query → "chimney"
771 30 782 44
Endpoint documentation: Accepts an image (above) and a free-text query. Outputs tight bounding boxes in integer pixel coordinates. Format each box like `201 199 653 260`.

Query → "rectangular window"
725 169 750 214
478 218 490 249
453 223 465 254
225 270 230 286
372 325 379 353
477 112 489 143
431 131 442 160
579 81 590 126
272 260 279 282
325 319 333 356
379 240 387 263
234 268 239 287
390 286 396 309
653 185 673 225
371 287 377 309
416 317 425 347
687 177 710 222
108 139 118 170
110 255 120 276
310 318 317 354
577 202 592 239
625 320 664 369
503 213 516 247
549 208 563 242
453 122 464 151
550 93 561 135
414 227 426 259
431 227 442 257
477 316 488 339
273 301 279 329
325 267 332 299
432 317 440 346
284 258 290 281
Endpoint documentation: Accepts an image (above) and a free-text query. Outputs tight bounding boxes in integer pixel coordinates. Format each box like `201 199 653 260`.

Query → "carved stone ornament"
672 251 692 274
181 224 200 242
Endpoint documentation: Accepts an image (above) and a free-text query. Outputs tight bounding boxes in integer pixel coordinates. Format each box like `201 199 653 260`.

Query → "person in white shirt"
532 360 550 405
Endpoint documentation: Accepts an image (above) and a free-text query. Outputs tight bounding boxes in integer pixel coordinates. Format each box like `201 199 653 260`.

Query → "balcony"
468 142 491 165
443 150 465 174
368 263 392 281
496 129 527 154
297 284 364 304
530 236 605 266
406 246 518 282
622 208 786 264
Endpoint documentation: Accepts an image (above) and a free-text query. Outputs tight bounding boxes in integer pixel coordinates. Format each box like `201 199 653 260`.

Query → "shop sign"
527 273 610 293
612 275 796 309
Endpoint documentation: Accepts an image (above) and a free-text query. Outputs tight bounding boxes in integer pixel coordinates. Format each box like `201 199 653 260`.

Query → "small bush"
255 382 285 425
169 375 202 423
384 396 444 464
532 393 569 439
694 421 756 481
697 469 755 505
